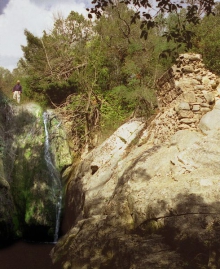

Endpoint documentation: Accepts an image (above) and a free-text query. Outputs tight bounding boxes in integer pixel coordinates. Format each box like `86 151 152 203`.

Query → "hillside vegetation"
1 1 220 154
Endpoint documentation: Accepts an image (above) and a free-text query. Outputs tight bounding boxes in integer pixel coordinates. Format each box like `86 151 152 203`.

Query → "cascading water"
43 112 62 243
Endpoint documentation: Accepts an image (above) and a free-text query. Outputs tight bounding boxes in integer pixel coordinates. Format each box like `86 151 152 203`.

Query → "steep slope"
0 101 72 243
0 96 16 244
51 53 220 269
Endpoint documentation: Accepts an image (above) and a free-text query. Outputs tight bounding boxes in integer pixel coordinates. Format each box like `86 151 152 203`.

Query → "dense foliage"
0 0 220 152
192 3 220 74
88 0 215 50
18 4 175 149
0 67 14 98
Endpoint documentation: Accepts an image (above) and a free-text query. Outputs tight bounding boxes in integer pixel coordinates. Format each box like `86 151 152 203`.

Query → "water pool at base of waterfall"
0 241 61 269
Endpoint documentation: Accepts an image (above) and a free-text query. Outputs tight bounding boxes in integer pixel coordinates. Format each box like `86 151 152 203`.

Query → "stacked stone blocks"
153 53 220 143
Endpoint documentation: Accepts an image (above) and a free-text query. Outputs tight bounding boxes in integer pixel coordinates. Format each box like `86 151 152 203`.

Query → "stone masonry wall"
156 67 183 106
143 53 220 145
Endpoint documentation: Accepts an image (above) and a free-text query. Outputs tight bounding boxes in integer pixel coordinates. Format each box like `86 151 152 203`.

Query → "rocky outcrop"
0 101 72 242
0 155 15 244
0 96 17 244
46 109 73 174
51 54 220 269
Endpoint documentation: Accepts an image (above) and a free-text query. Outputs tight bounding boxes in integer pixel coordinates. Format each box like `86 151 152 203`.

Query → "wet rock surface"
0 102 72 242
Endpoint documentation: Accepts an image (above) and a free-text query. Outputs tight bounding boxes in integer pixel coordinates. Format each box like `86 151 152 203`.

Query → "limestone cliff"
0 95 18 244
0 101 72 242
51 54 220 269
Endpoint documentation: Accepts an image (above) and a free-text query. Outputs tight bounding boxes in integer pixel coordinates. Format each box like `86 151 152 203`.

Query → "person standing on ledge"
12 80 22 103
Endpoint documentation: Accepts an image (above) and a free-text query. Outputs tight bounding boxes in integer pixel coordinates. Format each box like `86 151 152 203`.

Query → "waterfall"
43 112 62 243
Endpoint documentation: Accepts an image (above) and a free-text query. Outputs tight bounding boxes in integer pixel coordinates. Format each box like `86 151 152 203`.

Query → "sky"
0 0 91 71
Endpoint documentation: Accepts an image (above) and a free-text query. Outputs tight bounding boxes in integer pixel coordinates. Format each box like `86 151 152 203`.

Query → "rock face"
51 53 220 269
0 101 72 242
0 96 17 244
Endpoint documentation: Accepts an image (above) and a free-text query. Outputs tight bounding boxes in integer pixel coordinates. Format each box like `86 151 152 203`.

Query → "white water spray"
43 112 62 243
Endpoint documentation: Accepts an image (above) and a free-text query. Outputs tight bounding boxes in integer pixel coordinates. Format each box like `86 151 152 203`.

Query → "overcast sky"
0 0 91 71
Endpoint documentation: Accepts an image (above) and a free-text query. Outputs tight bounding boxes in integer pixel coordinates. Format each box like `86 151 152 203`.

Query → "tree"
0 67 14 98
20 12 92 105
192 3 220 74
19 4 196 152
88 0 216 50
44 11 92 81
88 3 164 134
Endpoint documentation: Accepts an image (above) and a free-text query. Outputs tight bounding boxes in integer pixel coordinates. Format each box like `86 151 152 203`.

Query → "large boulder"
199 100 220 134
52 125 220 269
51 54 220 269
